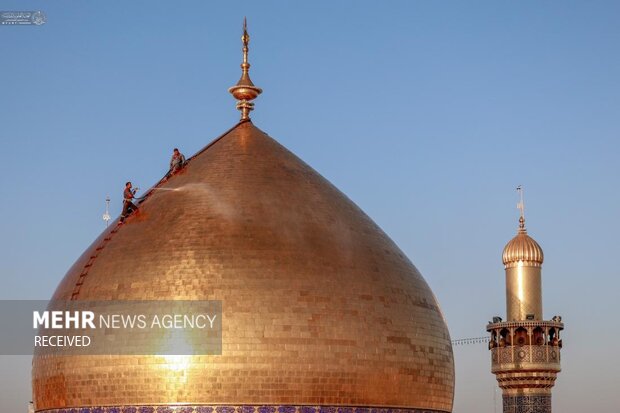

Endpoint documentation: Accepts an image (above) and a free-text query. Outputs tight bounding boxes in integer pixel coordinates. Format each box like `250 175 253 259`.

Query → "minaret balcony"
487 320 563 373
490 344 561 373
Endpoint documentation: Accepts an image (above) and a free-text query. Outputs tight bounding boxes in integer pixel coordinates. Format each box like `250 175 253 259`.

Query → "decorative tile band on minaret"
487 186 564 413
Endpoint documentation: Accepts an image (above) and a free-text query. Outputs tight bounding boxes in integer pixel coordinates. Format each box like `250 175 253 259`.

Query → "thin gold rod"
242 17 249 65
516 185 526 231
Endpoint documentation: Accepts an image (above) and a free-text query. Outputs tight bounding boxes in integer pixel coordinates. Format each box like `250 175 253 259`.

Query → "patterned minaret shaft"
487 189 564 413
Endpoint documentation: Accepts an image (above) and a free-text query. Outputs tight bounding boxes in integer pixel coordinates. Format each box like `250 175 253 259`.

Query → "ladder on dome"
70 221 123 300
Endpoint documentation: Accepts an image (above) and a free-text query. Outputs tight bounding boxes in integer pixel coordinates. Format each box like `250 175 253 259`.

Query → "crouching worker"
120 181 138 222
169 148 186 174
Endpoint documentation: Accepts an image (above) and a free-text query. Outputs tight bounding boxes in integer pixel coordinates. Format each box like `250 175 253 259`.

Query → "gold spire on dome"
502 185 544 268
228 17 262 121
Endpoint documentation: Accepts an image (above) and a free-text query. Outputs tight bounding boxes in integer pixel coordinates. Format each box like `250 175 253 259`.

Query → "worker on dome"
169 148 186 174
120 181 138 222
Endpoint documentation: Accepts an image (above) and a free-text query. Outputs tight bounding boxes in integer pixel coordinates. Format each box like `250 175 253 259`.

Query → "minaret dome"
502 218 544 269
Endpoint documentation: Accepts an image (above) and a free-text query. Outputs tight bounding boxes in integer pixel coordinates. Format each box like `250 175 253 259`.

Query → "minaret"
487 187 564 413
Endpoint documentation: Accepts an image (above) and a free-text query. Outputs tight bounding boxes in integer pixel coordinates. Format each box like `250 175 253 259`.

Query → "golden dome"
502 218 544 268
32 121 454 412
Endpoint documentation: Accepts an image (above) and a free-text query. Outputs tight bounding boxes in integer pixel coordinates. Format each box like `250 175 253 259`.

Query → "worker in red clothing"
120 181 139 222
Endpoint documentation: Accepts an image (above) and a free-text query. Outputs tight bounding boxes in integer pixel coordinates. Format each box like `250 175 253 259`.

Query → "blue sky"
1 1 619 412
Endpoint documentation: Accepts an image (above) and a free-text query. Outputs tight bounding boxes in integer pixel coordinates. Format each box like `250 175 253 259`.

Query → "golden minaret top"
228 18 263 121
487 186 564 413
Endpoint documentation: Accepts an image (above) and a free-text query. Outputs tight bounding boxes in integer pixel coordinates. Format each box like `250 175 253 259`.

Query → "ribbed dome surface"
502 229 544 268
32 121 454 413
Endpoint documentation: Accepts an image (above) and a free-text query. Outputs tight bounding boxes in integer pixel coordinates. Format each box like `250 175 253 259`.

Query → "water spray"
150 187 180 192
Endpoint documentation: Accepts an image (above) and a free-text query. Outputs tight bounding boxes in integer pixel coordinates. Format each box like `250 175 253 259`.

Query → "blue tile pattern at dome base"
38 406 449 413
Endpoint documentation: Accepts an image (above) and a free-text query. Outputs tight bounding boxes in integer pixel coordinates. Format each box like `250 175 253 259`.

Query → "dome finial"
516 185 526 232
502 184 544 268
228 17 262 121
